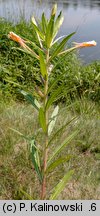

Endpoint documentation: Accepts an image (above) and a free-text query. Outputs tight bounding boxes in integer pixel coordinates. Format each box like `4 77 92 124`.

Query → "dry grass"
0 99 100 199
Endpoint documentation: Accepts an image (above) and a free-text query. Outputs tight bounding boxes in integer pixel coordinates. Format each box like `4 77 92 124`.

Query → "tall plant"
8 4 96 199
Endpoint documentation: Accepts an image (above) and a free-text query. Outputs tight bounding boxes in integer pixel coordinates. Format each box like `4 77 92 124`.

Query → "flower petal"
75 40 97 48
8 32 26 47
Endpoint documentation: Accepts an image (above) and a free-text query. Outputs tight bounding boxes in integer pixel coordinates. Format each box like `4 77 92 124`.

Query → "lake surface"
0 0 100 63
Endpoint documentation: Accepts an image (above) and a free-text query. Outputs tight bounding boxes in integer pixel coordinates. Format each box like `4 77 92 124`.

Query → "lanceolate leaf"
49 32 76 61
48 105 59 136
9 128 40 152
32 16 45 41
53 11 64 39
20 90 40 111
30 138 42 183
48 59 76 93
39 51 48 78
52 35 66 46
31 15 37 25
27 40 43 52
39 108 47 133
10 127 42 183
47 155 72 173
50 170 74 200
48 117 77 146
13 47 39 60
32 15 43 40
58 46 77 56
48 69 67 94
42 12 48 34
47 130 79 165
46 85 64 110
45 4 57 46
45 15 55 48
9 128 28 139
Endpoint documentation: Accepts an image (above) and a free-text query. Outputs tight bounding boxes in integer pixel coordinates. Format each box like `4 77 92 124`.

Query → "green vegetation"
0 18 100 102
0 5 100 200
0 99 100 199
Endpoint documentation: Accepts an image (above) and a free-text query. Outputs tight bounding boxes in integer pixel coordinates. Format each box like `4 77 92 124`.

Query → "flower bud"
51 4 57 16
75 40 97 48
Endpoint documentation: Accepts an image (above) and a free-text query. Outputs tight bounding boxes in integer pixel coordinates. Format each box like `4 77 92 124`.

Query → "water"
0 0 100 63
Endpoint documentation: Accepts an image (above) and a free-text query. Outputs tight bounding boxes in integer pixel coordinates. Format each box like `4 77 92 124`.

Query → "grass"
0 99 100 199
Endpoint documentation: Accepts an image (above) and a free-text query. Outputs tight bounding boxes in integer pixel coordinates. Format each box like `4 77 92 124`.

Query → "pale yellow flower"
74 40 97 48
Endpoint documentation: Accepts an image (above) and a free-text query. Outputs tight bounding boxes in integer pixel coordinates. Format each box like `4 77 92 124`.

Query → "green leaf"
42 12 48 33
47 155 72 173
48 117 77 146
9 127 27 138
48 55 76 92
9 128 40 152
30 138 42 183
32 16 45 41
45 15 55 48
48 130 79 165
20 90 40 111
48 105 59 136
27 40 43 52
58 46 77 56
46 85 64 110
9 128 42 182
48 70 67 94
50 170 74 200
31 16 43 48
39 108 47 133
52 35 65 46
39 51 48 78
31 15 37 25
53 11 64 39
49 32 76 61
12 47 39 60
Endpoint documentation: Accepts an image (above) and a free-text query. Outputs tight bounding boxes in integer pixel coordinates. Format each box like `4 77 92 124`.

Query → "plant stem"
41 49 49 199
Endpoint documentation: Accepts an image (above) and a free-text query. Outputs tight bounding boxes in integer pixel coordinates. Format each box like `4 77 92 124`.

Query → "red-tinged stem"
40 49 49 200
